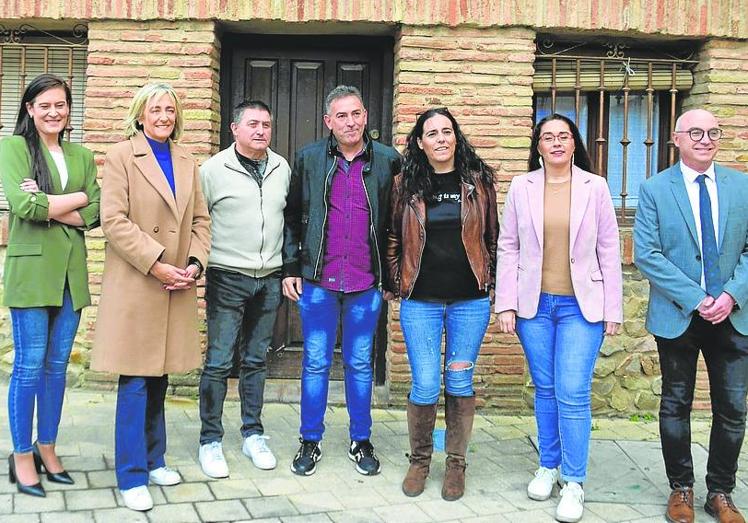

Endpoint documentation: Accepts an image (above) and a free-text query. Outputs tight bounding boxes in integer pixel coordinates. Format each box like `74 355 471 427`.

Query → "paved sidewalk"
0 383 746 522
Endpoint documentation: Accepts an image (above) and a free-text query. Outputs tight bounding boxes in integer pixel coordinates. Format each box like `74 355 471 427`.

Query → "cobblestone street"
0 384 745 522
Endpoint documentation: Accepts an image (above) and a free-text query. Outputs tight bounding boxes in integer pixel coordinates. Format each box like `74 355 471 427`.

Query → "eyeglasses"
674 127 723 142
540 131 572 144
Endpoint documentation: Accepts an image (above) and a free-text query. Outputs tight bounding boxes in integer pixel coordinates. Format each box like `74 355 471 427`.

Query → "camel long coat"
91 132 210 376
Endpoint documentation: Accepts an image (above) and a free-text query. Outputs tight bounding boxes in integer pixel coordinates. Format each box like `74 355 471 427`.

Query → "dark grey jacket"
282 133 402 286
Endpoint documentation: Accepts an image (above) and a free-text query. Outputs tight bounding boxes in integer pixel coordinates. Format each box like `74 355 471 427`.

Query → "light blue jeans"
8 287 81 453
516 292 604 483
298 281 383 442
400 296 491 405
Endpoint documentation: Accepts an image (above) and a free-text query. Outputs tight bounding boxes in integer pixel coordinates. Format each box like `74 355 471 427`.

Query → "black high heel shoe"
8 454 46 497
32 443 74 485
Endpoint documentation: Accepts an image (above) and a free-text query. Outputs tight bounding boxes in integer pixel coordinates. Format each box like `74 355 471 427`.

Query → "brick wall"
389 26 536 410
1 11 748 413
3 0 747 39
83 20 221 163
683 39 748 170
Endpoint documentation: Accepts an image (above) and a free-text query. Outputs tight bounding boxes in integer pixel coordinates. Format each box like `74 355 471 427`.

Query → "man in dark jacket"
282 85 401 477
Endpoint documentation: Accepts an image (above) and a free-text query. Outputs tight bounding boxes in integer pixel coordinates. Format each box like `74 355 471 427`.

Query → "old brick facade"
1 0 747 413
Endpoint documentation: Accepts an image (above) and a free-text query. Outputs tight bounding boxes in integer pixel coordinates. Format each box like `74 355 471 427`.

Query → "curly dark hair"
400 107 495 201
14 73 72 194
528 113 593 173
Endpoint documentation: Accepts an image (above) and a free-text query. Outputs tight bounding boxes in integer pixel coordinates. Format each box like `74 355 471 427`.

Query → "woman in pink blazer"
495 114 622 523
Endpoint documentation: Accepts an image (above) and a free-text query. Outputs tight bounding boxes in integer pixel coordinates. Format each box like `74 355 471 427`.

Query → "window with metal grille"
533 35 699 222
0 24 88 210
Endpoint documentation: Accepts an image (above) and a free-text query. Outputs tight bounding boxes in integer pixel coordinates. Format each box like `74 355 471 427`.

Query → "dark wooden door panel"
222 35 394 381
290 61 325 154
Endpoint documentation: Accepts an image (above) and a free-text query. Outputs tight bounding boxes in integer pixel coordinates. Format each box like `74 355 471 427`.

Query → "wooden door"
221 34 394 381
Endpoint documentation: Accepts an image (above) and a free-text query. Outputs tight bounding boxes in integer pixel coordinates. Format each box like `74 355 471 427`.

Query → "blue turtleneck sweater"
145 135 175 196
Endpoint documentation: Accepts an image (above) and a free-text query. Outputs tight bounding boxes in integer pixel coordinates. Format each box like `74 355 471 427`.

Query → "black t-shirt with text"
410 170 486 302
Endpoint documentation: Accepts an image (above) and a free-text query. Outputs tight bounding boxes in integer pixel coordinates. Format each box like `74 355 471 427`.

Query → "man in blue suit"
635 109 748 523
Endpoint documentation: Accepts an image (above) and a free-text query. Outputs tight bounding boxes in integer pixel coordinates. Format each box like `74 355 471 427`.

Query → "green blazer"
0 135 101 310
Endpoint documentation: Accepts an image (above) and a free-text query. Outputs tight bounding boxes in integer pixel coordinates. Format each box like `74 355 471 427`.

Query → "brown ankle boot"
442 394 475 501
402 401 438 497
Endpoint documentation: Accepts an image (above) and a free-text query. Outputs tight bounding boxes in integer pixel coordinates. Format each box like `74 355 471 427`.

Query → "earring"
571 153 575 166
538 156 544 168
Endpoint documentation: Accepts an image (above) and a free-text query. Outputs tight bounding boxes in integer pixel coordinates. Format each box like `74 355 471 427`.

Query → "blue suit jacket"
634 162 748 338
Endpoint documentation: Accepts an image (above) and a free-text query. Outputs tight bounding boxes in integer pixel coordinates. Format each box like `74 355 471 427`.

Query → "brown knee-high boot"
402 401 438 497
442 394 475 501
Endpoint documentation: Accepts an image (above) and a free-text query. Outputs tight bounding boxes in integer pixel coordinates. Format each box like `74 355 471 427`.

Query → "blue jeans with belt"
115 375 168 490
8 287 80 453
516 292 604 483
399 296 490 405
297 280 382 442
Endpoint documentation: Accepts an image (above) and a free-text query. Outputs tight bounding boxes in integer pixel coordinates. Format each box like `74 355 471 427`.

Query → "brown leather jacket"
386 173 498 299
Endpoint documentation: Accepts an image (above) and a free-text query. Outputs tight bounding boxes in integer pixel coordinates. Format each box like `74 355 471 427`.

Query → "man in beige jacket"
198 100 291 478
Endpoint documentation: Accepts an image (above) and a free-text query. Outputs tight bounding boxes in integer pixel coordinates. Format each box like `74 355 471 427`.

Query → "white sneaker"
527 466 560 500
148 466 181 486
556 481 585 523
120 485 153 511
242 434 277 470
199 441 229 478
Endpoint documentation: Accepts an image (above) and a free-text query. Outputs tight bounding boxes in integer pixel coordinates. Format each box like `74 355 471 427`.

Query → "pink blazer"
494 166 623 323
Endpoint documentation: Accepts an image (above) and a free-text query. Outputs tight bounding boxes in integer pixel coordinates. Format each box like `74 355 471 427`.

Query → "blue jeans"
8 287 81 453
298 280 382 442
199 268 282 444
516 293 604 483
115 375 168 490
400 296 490 405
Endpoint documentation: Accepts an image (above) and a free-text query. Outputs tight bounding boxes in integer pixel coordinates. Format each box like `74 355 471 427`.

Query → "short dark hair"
528 113 593 173
232 100 272 125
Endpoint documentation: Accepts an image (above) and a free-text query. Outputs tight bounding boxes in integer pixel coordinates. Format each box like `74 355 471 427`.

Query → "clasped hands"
150 260 200 291
697 292 735 324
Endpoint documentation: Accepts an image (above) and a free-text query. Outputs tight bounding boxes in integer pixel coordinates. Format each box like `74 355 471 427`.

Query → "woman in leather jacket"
386 107 497 502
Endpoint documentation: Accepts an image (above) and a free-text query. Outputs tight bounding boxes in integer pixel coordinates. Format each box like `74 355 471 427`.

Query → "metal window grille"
0 24 88 210
533 36 699 222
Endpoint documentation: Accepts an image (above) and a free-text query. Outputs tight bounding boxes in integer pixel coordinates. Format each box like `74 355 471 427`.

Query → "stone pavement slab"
2 383 748 522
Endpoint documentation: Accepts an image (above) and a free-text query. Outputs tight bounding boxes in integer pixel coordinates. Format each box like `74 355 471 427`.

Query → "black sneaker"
290 439 321 476
348 439 381 476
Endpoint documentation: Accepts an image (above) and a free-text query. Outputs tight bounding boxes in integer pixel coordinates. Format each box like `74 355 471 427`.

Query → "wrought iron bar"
550 57 557 113
668 62 678 166
645 63 655 179
596 60 606 176
619 71 631 220
574 59 581 125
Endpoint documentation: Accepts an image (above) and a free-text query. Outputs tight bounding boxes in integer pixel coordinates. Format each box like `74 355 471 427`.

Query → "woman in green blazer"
0 74 100 497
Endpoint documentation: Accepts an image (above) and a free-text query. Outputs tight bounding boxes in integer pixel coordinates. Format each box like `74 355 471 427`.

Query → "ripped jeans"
400 296 490 405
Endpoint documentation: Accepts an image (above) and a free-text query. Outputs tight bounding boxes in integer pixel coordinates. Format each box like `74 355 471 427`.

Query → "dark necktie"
696 174 722 297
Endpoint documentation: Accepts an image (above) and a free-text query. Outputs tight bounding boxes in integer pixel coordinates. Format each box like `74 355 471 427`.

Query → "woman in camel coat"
91 82 210 511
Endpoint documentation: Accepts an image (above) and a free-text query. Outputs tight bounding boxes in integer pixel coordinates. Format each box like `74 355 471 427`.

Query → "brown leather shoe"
705 492 746 523
665 487 694 523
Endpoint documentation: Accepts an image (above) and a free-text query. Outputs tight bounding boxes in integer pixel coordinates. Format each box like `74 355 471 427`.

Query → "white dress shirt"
680 161 718 291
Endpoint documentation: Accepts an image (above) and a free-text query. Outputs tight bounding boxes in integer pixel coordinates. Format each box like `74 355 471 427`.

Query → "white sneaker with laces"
527 466 560 500
148 466 181 486
243 434 277 470
556 481 585 523
120 485 153 511
199 441 230 478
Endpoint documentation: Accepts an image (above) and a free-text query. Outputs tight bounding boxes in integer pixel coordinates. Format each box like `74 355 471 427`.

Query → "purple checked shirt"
319 153 375 293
